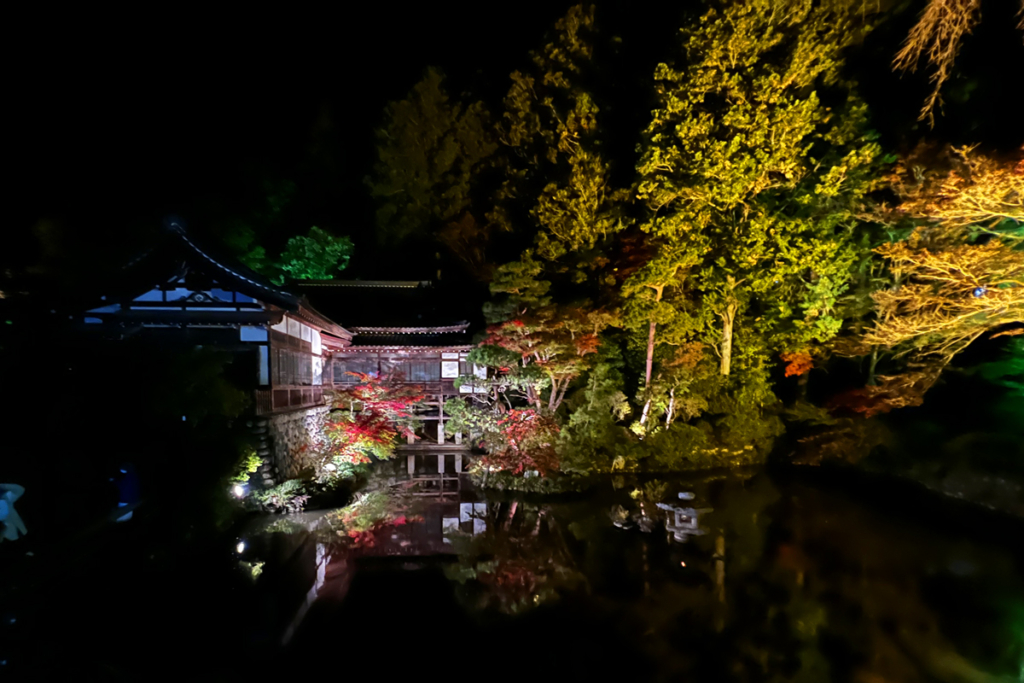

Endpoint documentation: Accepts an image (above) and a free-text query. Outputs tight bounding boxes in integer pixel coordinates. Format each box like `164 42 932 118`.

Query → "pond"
234 469 1024 682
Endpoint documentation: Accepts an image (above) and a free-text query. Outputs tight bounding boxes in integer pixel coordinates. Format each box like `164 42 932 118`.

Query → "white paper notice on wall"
311 329 322 356
441 361 459 378
441 352 460 360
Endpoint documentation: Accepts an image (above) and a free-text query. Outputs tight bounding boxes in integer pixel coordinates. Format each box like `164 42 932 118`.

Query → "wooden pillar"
437 453 445 474
455 453 463 473
454 431 462 445
437 395 445 444
407 455 415 476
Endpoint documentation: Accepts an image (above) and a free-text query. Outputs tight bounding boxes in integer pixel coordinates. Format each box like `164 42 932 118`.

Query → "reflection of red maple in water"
479 560 538 600
341 514 424 550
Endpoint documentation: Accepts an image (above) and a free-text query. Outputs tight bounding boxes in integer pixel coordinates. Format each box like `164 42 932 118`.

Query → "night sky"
9 0 1023 278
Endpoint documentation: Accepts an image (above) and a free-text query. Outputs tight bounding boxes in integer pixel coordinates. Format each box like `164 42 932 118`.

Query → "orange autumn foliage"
781 352 814 377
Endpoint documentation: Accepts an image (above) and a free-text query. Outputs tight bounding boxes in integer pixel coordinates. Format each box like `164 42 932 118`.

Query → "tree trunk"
551 380 570 413
645 320 656 388
639 399 652 427
797 371 809 401
867 347 879 386
719 302 738 376
527 385 542 411
666 388 675 426
506 500 518 530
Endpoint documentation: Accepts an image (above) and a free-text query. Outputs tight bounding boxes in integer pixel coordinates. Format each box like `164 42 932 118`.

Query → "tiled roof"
349 323 469 334
298 280 429 288
334 345 474 353
348 332 471 347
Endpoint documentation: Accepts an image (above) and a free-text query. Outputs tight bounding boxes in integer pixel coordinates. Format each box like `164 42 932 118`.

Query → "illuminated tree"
893 0 1024 126
365 67 498 276
481 409 561 475
314 373 424 469
885 144 1024 237
482 304 614 413
482 250 552 324
620 245 706 425
863 145 1023 372
490 4 629 281
621 245 700 388
865 238 1023 363
636 0 886 381
557 344 632 474
272 226 353 284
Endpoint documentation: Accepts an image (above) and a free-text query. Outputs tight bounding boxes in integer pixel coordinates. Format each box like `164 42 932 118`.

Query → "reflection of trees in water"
562 474 1022 682
247 475 1023 680
444 501 586 614
611 475 1023 682
762 487 1022 683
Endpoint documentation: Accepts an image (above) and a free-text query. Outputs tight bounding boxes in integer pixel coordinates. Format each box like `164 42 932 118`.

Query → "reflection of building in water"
656 501 707 543
282 541 328 645
405 451 468 497
442 502 488 539
249 493 490 645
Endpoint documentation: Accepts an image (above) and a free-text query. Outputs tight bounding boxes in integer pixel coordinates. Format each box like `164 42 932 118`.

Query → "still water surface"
239 470 1024 682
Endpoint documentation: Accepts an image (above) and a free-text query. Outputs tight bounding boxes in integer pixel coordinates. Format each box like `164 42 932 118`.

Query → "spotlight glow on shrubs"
236 541 246 554
232 484 246 498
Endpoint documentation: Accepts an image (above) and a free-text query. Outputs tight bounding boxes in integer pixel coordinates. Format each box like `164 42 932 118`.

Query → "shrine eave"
332 345 474 353
297 280 429 289
349 322 470 335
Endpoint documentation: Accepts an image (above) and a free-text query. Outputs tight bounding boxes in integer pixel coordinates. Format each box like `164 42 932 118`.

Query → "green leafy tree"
210 177 354 286
492 4 629 273
271 226 353 284
365 67 497 276
620 244 707 425
635 0 886 382
557 343 632 473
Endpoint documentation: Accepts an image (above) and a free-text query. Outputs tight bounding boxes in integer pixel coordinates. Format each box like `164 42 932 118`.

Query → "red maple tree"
482 306 613 413
320 373 425 464
479 408 560 475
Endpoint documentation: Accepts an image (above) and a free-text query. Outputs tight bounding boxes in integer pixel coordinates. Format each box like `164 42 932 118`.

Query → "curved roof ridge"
166 222 301 311
297 280 430 289
349 322 469 334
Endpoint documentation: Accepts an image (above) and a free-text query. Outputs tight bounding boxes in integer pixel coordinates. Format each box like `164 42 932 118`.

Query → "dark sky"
10 2 574 257
9 0 1023 277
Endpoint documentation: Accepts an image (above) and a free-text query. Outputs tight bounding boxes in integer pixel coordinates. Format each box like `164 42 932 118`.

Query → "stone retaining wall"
266 405 330 480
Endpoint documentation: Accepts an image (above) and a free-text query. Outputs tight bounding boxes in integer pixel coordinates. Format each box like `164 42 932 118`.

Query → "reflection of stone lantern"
657 495 708 543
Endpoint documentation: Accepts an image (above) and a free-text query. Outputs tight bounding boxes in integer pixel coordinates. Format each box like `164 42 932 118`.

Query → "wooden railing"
254 385 324 416
330 379 458 395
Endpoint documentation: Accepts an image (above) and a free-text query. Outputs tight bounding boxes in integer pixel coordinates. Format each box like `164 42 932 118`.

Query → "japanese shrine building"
77 224 481 478
296 279 487 448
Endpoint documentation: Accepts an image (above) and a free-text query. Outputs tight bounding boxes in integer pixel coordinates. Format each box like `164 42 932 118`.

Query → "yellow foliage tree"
866 145 1023 367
